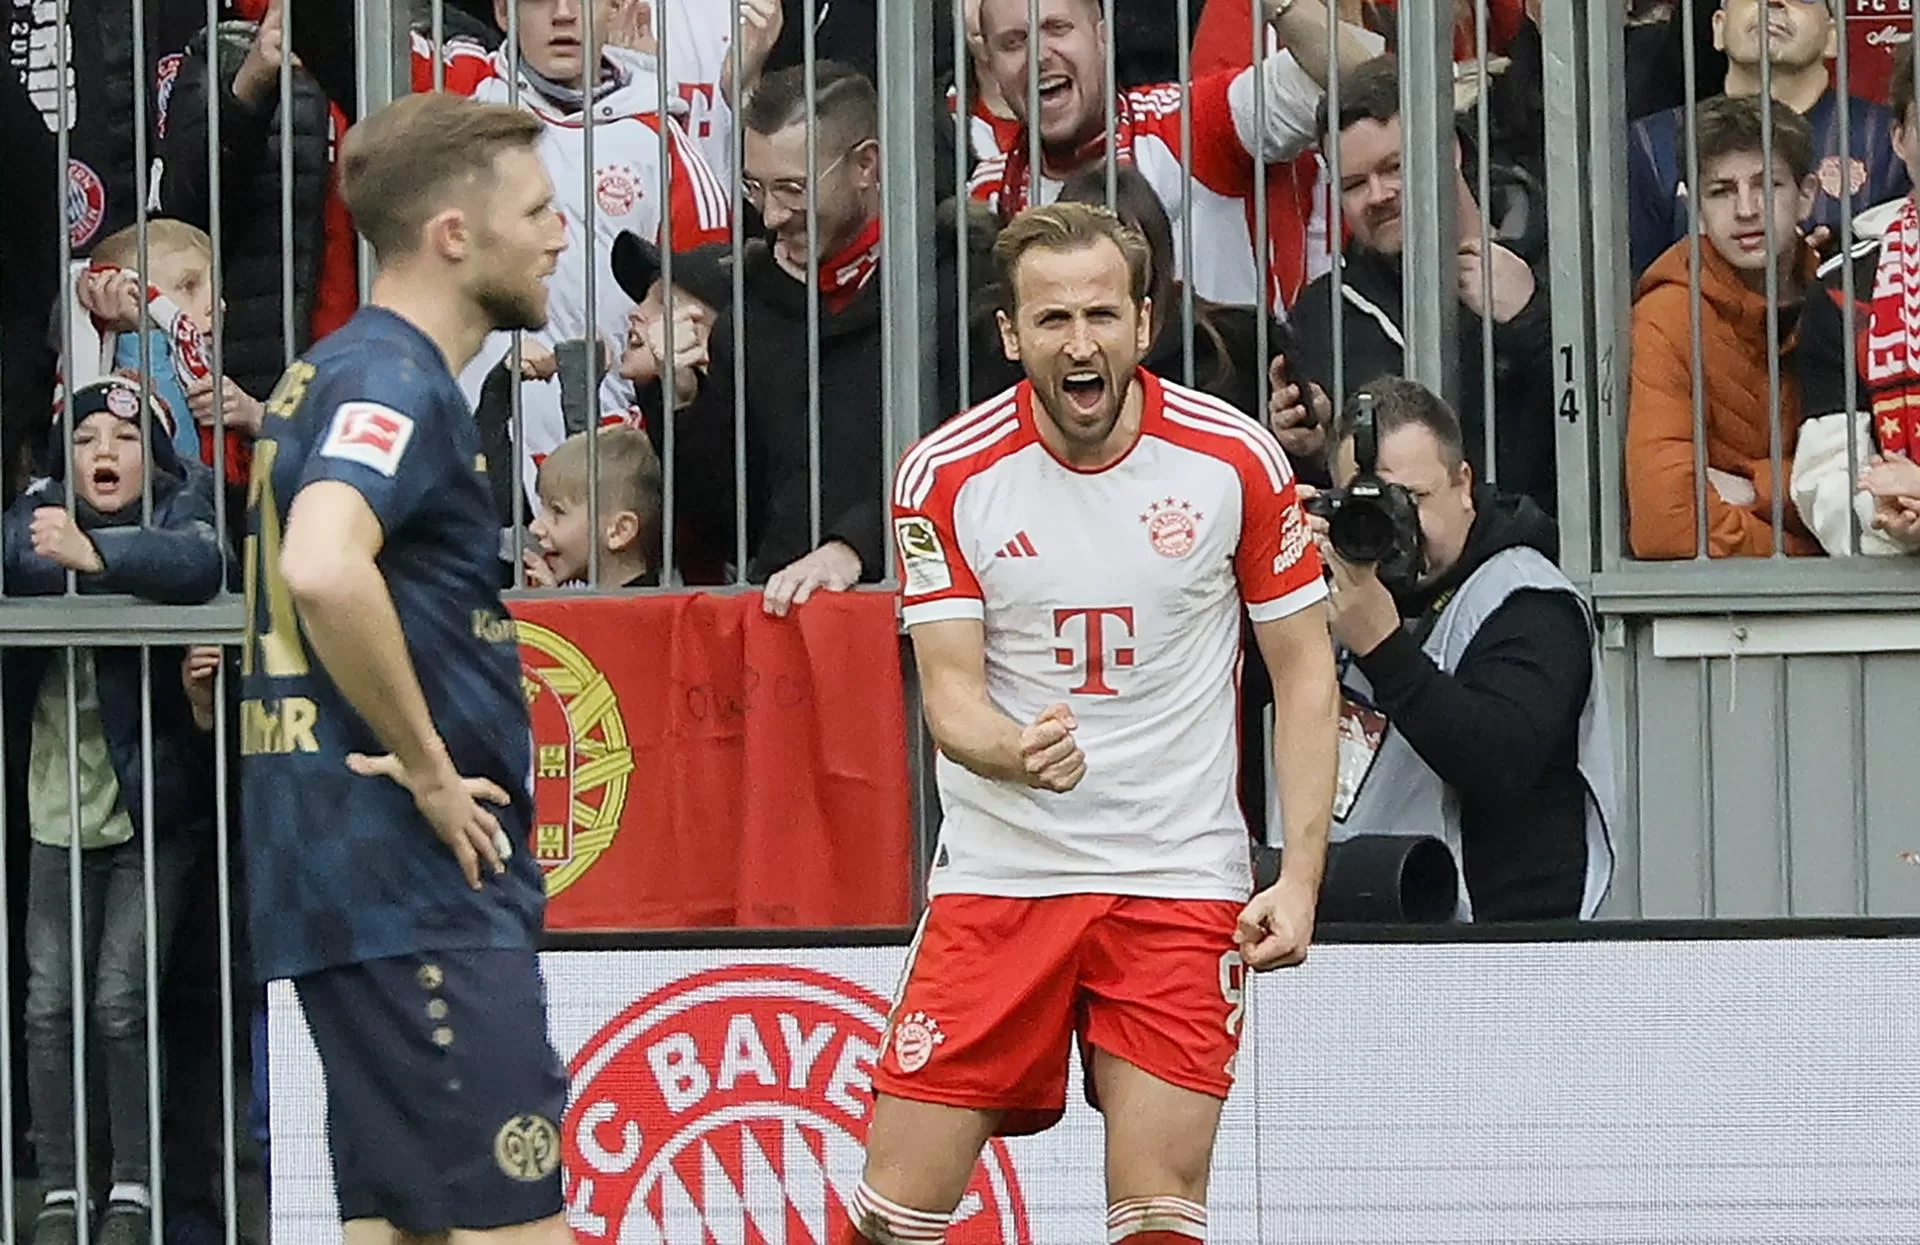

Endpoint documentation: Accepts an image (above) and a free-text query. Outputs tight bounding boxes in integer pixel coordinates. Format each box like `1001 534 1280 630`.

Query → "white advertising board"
270 939 1920 1242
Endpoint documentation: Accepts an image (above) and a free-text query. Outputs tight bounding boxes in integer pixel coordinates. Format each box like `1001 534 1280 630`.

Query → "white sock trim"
108 1183 151 1209
851 1182 947 1243
1106 1194 1207 1242
41 1189 77 1208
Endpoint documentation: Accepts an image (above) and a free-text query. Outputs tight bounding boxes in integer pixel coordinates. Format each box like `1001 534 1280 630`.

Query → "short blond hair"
991 201 1152 309
91 218 212 271
341 92 545 262
537 427 663 532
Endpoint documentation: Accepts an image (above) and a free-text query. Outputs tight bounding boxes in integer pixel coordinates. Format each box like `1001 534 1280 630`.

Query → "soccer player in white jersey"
846 202 1339 1245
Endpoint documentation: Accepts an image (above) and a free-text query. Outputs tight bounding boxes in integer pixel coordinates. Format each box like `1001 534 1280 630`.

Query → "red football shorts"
872 894 1246 1136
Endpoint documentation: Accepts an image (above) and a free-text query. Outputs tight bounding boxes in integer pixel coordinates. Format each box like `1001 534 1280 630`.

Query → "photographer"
1300 377 1614 921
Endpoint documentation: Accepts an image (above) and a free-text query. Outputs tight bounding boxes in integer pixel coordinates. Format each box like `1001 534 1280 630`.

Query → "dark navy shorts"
293 947 566 1234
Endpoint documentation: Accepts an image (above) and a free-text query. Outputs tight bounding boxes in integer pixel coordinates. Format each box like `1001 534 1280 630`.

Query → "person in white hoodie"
1789 41 1920 556
418 0 733 514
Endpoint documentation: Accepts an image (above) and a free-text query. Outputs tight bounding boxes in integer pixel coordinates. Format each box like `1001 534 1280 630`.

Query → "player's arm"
279 482 450 782
1252 605 1339 892
279 474 508 888
908 618 1083 792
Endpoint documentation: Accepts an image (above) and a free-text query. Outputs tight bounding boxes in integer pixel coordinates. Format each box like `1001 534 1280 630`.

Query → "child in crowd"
525 426 664 589
9 378 226 1245
76 219 262 483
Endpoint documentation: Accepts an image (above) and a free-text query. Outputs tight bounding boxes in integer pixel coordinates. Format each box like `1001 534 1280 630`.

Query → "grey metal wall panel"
1704 656 1789 917
1628 641 1711 917
1782 656 1869 917
1862 655 1920 916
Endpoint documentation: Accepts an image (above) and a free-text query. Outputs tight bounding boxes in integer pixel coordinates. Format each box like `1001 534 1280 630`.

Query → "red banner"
508 590 915 931
1845 1 1911 105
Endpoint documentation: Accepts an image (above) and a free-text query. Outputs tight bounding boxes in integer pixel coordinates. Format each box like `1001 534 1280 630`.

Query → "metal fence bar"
0 666 12 1245
1682 0 1707 560
803 0 823 553
139 650 164 1245
881 0 937 579
64 649 90 1243
507 0 527 586
1396 0 1459 407
1325 0 1345 415
431 0 445 93
1474 0 1497 488
730 0 748 581
1250 0 1268 425
583 0 602 587
282 0 297 379
658 0 678 586
951 0 971 413
1757 6 1783 557
1837 0 1862 557
211 663 238 1245
208 0 229 553
1103 0 1118 207
1025 0 1040 216
1176 0 1195 386
133 0 156 528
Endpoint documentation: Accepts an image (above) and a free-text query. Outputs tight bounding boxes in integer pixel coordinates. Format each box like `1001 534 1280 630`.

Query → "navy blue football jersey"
240 306 543 982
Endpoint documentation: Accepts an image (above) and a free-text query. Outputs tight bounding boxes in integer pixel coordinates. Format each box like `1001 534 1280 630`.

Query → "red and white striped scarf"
1866 196 1920 458
994 97 1138 222
819 216 882 314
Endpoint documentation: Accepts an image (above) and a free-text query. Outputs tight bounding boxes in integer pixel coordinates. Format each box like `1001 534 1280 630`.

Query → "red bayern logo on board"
563 965 1031 1244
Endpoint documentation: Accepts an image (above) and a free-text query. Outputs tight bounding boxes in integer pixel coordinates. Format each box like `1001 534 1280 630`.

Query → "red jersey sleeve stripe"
1160 388 1292 491
896 412 1022 510
894 388 1021 506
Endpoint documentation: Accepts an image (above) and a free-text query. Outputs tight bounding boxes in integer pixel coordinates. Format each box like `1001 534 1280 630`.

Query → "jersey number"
242 439 309 678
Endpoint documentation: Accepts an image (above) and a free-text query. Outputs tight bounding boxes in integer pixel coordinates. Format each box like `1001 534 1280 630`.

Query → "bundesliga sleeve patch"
894 516 953 595
319 402 416 477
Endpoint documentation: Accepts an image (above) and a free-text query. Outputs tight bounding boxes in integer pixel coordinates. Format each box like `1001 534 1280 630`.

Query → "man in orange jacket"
1627 93 1822 559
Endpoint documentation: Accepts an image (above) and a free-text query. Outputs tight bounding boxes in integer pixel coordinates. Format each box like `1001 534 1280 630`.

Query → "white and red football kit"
875 368 1325 1130
418 37 732 506
969 55 1328 311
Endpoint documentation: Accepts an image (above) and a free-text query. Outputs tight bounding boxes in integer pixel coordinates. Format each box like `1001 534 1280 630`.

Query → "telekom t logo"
1053 607 1135 696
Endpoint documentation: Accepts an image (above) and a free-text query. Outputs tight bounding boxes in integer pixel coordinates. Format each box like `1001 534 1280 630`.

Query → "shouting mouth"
1037 73 1072 108
1061 369 1106 417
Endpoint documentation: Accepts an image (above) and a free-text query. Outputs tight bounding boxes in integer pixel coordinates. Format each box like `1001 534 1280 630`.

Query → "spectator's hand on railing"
1456 238 1535 324
762 540 861 617
182 645 222 732
1266 355 1328 464
30 508 102 573
1707 467 1757 509
77 267 144 333
233 0 299 109
187 376 265 438
1861 455 1920 545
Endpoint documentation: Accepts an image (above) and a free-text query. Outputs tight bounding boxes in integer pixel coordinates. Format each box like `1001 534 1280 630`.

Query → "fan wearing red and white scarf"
990 94 1139 222
1865 196 1920 460
816 216 882 314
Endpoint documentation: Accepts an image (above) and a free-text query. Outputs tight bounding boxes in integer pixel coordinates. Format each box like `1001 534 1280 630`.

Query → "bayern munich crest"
1140 497 1200 558
596 163 640 217
889 1011 946 1074
67 159 106 249
563 965 1031 1244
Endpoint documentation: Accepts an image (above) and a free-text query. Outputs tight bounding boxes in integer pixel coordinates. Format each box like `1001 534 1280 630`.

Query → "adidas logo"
993 531 1039 559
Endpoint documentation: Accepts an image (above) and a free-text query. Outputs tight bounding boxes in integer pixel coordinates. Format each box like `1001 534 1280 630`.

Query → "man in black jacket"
1288 54 1558 515
1301 378 1614 922
670 61 968 612
159 6 338 404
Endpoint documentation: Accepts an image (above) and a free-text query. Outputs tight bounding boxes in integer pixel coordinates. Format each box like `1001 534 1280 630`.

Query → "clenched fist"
1018 703 1085 793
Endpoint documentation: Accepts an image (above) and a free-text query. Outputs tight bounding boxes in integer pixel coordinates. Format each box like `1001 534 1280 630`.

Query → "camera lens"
1329 500 1398 564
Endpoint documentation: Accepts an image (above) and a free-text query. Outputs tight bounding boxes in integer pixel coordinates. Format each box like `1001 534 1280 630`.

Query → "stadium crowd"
0 0 1913 1242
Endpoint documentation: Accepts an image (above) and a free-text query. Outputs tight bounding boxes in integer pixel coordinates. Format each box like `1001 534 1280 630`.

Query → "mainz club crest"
563 965 1031 1244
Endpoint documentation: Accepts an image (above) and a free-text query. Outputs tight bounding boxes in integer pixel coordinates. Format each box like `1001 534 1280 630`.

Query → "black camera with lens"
1302 391 1426 588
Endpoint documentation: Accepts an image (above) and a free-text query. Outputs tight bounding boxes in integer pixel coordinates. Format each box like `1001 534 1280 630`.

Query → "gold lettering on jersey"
263 361 316 421
471 609 516 646
474 454 488 473
240 697 321 756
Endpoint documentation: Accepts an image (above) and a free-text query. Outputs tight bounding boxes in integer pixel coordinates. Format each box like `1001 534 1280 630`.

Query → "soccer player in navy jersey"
239 91 571 1244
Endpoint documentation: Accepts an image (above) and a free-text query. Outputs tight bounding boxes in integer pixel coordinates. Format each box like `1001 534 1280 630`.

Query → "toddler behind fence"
526 426 664 589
